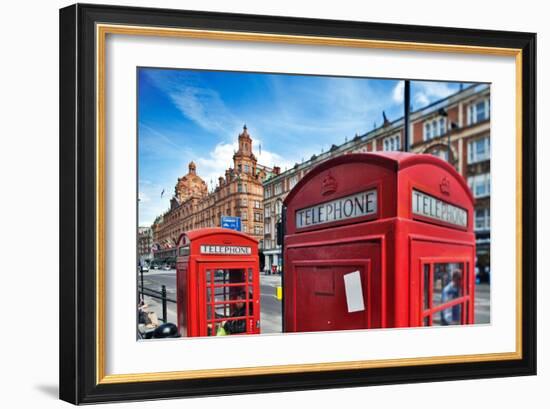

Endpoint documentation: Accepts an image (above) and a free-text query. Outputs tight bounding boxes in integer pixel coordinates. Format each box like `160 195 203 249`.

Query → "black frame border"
59 3 536 404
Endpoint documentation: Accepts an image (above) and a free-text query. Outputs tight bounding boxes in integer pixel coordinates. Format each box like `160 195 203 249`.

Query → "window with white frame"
275 200 282 216
265 222 271 234
430 148 449 162
383 134 401 151
423 117 447 141
468 173 491 198
467 136 490 164
265 205 271 218
274 183 282 195
475 207 490 231
244 164 250 173
254 225 262 235
467 99 490 125
264 186 272 198
289 174 299 189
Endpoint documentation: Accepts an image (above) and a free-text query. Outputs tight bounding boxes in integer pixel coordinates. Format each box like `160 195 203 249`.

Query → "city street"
139 269 489 336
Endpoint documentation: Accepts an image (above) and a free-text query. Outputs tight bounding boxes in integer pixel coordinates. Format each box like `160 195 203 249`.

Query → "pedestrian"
440 270 462 325
221 290 253 335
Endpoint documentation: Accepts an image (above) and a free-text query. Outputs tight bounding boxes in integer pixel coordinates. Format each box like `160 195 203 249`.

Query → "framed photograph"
59 3 536 404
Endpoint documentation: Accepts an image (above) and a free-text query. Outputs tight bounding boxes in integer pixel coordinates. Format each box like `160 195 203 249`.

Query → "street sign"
221 216 241 231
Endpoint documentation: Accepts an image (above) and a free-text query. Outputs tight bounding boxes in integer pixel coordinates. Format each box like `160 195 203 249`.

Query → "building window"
264 186 272 199
265 206 271 218
275 200 282 216
383 134 401 151
424 117 447 141
467 99 490 125
239 210 248 221
468 173 491 198
242 225 247 233
237 183 243 193
475 207 490 231
430 148 449 161
254 212 263 222
467 136 490 164
274 183 282 195
265 222 271 234
244 164 250 173
289 174 299 189
254 200 261 209
254 226 262 235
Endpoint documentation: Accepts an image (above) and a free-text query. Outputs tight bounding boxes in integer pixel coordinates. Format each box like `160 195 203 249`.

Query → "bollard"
161 285 167 323
276 286 283 301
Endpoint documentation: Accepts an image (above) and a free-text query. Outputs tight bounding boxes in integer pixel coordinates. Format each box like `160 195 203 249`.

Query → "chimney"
273 166 281 175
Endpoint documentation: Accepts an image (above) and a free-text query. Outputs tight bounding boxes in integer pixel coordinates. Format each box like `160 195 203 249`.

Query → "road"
139 269 283 333
138 269 489 335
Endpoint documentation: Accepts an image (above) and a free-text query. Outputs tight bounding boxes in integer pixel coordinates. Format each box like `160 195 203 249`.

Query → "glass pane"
433 263 464 307
248 268 253 283
215 304 231 318
206 270 211 283
423 264 430 310
431 304 462 326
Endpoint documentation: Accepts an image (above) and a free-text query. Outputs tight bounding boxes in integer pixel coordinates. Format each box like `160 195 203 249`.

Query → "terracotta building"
152 126 269 257
263 84 490 280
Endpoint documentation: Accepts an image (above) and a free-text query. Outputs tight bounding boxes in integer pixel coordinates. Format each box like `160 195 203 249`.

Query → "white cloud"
414 81 456 108
392 81 404 103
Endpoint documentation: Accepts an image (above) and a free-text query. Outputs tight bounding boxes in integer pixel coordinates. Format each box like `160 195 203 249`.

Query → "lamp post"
438 107 450 164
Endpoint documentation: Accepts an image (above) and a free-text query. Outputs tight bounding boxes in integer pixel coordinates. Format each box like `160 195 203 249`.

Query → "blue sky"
138 67 470 226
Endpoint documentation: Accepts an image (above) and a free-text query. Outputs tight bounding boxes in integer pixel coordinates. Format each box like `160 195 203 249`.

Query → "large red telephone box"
176 228 260 337
283 152 476 332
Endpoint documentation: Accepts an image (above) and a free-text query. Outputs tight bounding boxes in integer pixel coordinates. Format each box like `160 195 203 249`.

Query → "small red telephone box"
176 228 260 337
283 152 476 332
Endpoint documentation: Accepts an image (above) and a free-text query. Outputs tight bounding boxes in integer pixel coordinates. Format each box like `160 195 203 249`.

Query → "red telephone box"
176 228 260 337
283 152 476 332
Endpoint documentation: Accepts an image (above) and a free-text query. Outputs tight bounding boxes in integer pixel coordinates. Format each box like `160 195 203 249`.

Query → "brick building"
137 226 153 264
152 126 270 257
262 84 490 279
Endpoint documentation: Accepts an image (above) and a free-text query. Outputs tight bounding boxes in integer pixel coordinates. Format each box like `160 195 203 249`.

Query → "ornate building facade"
263 84 491 280
152 126 269 255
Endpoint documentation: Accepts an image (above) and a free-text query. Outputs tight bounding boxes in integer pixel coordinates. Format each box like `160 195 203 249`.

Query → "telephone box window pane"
215 304 231 318
423 264 430 310
432 263 464 307
248 268 253 283
206 270 211 283
248 285 254 297
431 304 462 326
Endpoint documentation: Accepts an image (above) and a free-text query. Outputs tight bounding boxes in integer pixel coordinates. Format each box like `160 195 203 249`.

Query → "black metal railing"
139 284 176 323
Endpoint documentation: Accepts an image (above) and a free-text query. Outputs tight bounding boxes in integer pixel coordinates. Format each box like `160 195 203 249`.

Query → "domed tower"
233 125 257 177
174 161 208 203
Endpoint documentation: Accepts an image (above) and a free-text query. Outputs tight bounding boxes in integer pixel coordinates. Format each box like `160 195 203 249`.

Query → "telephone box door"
286 240 381 332
410 240 475 327
198 262 260 336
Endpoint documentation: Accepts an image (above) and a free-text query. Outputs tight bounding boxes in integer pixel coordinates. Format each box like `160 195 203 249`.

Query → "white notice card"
343 271 365 313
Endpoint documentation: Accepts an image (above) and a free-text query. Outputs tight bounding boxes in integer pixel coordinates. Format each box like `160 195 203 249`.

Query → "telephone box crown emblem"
440 176 450 195
321 172 338 196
